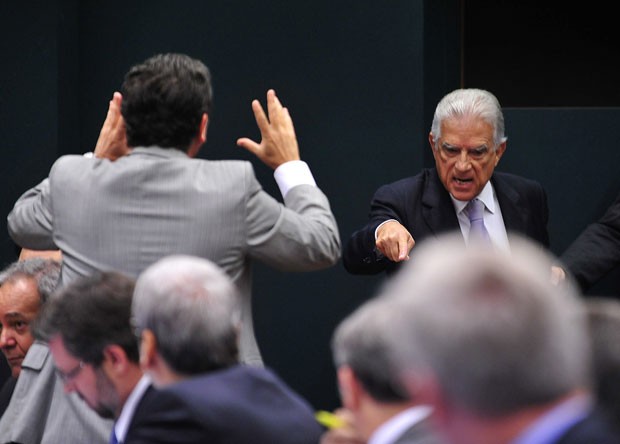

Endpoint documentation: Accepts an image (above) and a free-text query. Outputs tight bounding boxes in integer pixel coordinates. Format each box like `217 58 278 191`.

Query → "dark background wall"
1 0 618 410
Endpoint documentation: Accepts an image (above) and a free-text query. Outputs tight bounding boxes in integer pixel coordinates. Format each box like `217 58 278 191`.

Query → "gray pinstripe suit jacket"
8 147 341 364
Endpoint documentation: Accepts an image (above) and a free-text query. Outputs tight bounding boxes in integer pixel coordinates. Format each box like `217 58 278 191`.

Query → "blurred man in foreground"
383 233 618 444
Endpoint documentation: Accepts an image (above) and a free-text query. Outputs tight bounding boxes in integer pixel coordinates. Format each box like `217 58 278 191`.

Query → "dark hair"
121 53 213 151
34 271 138 366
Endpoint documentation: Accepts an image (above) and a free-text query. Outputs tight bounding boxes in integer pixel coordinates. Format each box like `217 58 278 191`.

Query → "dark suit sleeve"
343 182 411 275
560 192 620 290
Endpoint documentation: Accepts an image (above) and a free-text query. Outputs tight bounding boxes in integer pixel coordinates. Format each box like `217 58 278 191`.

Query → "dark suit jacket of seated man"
125 366 324 444
6 53 341 366
125 255 324 444
343 88 549 276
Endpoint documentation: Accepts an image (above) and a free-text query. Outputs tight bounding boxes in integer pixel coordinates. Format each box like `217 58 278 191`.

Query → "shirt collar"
511 393 593 444
369 405 432 444
128 146 190 160
114 374 151 443
452 181 496 215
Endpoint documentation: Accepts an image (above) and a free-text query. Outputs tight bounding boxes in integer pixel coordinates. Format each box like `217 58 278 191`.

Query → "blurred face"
0 278 41 377
48 335 119 419
430 116 506 201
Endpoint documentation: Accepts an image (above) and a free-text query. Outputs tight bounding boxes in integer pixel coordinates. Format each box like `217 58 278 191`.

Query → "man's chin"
449 190 477 202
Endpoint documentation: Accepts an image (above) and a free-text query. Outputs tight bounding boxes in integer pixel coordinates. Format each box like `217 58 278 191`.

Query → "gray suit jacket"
8 147 341 364
0 342 112 444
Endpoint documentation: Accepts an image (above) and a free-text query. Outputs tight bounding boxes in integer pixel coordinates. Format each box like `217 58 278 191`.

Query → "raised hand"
93 92 131 161
237 89 300 170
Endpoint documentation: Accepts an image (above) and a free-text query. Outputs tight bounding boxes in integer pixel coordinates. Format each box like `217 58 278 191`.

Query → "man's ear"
139 329 157 371
494 140 507 166
337 366 362 411
402 368 449 422
187 113 209 158
101 344 129 376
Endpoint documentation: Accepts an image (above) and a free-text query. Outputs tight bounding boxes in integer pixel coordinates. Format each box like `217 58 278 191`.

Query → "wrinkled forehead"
439 116 495 147
0 279 41 314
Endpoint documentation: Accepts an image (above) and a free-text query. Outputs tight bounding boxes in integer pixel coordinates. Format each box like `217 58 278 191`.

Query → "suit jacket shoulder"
125 366 323 444
555 410 619 444
491 171 550 247
560 191 620 290
0 342 112 444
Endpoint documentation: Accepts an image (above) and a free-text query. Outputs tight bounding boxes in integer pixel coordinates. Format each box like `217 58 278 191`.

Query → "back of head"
430 88 506 147
384 233 591 416
132 255 240 375
121 53 213 151
332 297 409 403
586 297 620 429
34 271 138 365
0 258 61 305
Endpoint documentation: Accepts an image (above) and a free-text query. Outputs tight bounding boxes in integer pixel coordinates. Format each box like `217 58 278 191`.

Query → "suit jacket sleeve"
342 181 411 275
7 174 57 251
243 163 341 271
560 192 620 290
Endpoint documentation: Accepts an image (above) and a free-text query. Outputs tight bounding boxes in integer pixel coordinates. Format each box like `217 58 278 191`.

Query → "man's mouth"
454 177 473 184
7 357 22 366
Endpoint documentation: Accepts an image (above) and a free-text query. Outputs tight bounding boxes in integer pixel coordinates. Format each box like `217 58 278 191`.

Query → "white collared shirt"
113 374 151 444
451 181 510 252
274 160 316 198
368 405 433 444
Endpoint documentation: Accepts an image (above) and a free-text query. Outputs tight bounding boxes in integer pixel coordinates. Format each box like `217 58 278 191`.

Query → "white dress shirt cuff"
274 160 316 198
375 219 398 241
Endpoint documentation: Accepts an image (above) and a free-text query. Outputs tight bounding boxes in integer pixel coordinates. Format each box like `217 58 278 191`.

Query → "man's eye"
14 321 28 331
471 148 488 157
443 146 459 155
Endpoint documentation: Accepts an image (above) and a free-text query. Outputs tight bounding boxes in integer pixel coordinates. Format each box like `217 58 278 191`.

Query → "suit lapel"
421 169 462 237
492 174 528 234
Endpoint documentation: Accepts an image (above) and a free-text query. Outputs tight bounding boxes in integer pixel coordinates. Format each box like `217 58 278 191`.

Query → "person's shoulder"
192 158 254 174
380 168 435 188
492 170 544 189
50 154 91 170
375 168 435 195
20 341 50 372
49 154 116 179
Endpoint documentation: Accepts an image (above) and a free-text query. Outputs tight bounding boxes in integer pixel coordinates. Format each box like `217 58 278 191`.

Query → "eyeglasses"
55 361 85 383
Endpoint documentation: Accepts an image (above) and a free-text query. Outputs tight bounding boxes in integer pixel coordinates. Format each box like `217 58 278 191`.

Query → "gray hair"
132 255 241 375
384 233 590 416
430 88 507 149
332 297 409 403
0 258 61 304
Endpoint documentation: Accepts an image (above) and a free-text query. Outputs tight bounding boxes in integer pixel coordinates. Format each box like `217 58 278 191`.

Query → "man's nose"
455 152 472 170
0 329 15 348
